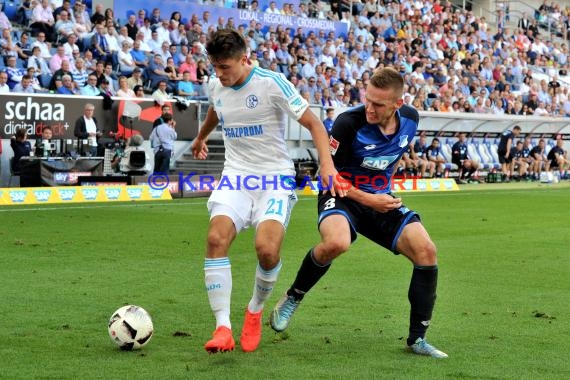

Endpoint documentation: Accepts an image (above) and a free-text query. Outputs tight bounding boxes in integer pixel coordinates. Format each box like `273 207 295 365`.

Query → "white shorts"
207 174 298 232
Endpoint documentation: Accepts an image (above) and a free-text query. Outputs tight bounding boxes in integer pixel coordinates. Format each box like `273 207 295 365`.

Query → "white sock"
204 258 232 329
247 261 282 313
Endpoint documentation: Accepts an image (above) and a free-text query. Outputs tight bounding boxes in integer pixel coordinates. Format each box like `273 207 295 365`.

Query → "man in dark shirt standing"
451 133 480 184
497 125 521 181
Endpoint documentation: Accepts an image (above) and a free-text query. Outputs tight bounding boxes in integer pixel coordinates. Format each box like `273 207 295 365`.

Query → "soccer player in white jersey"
191 29 345 354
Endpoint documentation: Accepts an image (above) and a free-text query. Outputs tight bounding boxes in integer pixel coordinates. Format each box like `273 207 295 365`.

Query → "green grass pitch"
1 184 569 379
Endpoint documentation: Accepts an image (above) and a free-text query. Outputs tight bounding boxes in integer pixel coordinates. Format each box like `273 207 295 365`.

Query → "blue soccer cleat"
270 293 301 332
407 337 448 359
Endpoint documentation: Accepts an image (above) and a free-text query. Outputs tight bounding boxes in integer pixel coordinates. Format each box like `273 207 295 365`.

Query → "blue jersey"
329 104 419 194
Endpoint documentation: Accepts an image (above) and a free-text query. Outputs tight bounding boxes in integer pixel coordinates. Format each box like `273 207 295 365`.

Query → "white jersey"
207 67 309 175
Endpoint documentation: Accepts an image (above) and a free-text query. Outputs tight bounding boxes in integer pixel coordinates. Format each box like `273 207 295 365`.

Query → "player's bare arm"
191 107 219 160
298 108 346 197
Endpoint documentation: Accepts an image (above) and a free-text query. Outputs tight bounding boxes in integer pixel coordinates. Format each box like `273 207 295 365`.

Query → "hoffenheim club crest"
246 95 259 109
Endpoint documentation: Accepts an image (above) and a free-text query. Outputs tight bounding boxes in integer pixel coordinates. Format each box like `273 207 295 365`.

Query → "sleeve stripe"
254 69 294 97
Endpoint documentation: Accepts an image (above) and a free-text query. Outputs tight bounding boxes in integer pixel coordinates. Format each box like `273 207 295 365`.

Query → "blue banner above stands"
114 1 349 37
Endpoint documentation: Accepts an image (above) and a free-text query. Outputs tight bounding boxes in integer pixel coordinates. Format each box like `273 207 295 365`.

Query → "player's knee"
412 240 438 265
206 230 232 253
255 241 280 267
321 238 350 261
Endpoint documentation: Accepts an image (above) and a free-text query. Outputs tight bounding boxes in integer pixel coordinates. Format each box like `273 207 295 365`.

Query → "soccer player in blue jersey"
190 29 344 354
271 67 448 358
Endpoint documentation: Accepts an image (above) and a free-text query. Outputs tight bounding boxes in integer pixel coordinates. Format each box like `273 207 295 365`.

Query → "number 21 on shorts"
265 198 284 216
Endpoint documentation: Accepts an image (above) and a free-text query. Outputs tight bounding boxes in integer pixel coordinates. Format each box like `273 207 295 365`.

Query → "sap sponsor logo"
58 188 77 201
431 180 441 190
81 188 99 201
149 188 165 198
443 180 455 190
361 154 399 171
417 180 427 191
126 187 143 199
9 190 28 203
33 190 52 202
104 187 121 200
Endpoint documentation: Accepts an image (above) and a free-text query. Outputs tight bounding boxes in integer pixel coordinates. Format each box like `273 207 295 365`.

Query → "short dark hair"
206 28 247 61
513 125 521 131
161 113 173 123
15 127 27 139
370 67 404 99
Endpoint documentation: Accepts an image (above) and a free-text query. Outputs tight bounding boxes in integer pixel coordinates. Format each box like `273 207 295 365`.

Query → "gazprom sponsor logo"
58 189 76 201
81 188 99 200
223 125 263 138
126 187 143 199
9 190 27 203
104 188 121 200
33 190 52 202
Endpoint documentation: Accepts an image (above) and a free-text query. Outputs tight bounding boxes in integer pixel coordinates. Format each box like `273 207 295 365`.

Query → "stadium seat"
3 1 18 22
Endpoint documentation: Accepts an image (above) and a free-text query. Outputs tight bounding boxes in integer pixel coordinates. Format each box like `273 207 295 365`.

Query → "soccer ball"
108 305 154 350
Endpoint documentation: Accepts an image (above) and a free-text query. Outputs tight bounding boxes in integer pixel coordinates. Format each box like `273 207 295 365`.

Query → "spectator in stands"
56 74 76 94
54 10 78 42
27 46 51 87
71 57 88 88
530 139 549 180
148 54 172 91
80 74 101 96
116 76 135 98
10 128 32 173
30 0 55 42
178 71 198 99
48 45 67 74
497 125 521 181
547 138 569 179
12 74 35 93
90 24 112 63
74 103 101 157
451 132 480 184
90 3 105 26
322 108 335 135
152 80 171 106
426 138 446 178
0 71 10 93
5 56 26 90
116 41 134 76
31 32 51 59
125 14 138 41
48 59 72 91
127 68 143 90
133 85 145 98
150 112 177 173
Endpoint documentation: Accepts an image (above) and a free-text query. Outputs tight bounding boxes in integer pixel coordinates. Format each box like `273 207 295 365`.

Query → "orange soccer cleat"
240 309 263 353
204 326 235 353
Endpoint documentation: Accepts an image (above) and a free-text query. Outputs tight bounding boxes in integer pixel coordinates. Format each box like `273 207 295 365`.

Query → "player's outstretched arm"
298 109 346 197
191 107 219 160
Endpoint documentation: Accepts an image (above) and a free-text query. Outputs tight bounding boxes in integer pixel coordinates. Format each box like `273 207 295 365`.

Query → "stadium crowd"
1 0 570 116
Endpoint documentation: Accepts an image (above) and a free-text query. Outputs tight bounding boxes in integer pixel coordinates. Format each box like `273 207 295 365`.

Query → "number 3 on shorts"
265 198 284 216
